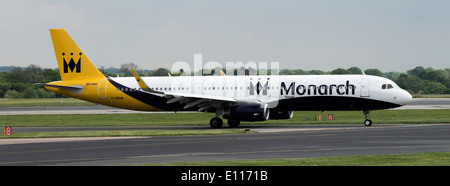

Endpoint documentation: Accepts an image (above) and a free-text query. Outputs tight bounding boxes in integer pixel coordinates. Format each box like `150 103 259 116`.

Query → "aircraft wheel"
364 119 372 126
227 119 240 128
210 118 223 128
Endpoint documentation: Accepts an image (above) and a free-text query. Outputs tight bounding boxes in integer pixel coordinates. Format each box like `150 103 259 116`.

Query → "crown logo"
63 52 82 73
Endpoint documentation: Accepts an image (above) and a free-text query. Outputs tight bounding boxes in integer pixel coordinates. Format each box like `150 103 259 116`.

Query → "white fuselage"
108 74 412 111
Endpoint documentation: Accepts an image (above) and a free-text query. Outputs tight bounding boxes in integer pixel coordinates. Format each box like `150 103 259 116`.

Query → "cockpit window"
382 84 394 89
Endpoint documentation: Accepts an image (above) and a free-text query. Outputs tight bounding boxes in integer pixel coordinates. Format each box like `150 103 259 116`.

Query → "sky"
1 0 450 72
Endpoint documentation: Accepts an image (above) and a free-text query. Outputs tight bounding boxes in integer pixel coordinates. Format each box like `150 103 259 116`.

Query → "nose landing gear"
363 110 372 126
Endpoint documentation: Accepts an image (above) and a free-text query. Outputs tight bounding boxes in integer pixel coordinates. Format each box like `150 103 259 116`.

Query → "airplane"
40 29 412 128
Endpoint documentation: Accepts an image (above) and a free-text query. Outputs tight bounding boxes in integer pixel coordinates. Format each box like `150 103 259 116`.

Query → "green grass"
0 109 448 127
148 152 450 166
0 129 248 138
0 98 96 107
0 113 212 127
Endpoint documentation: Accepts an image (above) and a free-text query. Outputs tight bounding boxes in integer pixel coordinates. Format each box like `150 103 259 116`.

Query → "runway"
1 124 450 165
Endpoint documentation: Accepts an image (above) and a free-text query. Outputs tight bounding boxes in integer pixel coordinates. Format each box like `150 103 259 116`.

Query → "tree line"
0 64 449 99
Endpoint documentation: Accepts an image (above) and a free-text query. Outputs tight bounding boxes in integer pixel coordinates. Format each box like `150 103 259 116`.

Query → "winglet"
131 69 163 94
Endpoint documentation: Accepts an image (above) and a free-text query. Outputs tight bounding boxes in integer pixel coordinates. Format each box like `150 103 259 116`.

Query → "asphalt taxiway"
1 124 450 165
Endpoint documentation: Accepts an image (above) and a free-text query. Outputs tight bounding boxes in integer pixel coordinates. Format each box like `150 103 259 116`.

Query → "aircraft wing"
130 69 260 111
164 91 265 111
165 92 236 111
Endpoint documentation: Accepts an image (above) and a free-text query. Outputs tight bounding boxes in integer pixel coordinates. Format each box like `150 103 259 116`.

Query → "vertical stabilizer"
49 29 105 81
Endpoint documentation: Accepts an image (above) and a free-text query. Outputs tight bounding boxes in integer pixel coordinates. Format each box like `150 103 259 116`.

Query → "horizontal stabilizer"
36 83 83 94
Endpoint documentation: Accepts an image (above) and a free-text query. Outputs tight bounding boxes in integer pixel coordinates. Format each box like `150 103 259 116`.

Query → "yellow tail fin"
50 29 105 81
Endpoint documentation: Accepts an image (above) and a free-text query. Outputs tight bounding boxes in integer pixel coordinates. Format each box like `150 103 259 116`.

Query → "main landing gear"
210 117 223 128
209 117 240 128
209 108 240 128
363 110 372 126
210 109 224 128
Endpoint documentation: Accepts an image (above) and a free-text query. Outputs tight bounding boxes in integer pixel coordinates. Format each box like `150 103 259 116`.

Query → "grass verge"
147 152 450 166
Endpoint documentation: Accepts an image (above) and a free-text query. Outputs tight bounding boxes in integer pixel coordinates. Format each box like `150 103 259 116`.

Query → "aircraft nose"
397 89 412 105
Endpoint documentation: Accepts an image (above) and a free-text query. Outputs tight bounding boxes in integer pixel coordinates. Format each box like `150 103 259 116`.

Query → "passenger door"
98 80 108 99
360 78 370 97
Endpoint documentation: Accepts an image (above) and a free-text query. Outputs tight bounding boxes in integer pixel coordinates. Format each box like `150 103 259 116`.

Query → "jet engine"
223 104 270 121
269 110 294 119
